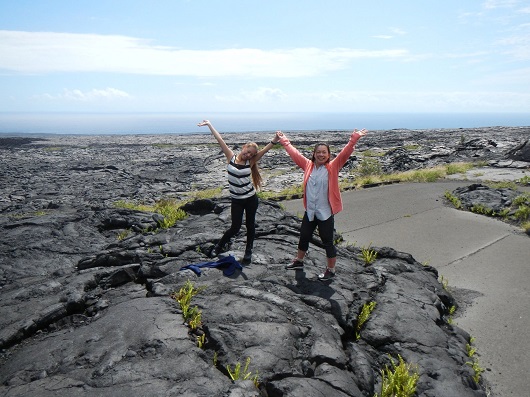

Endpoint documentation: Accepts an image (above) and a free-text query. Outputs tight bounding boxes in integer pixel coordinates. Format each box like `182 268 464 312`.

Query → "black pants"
298 213 336 258
218 194 259 252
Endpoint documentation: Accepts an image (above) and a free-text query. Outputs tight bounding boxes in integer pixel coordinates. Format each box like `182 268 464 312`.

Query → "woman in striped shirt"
198 120 279 263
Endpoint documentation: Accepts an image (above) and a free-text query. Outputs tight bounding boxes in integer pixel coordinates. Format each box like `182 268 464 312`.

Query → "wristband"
270 141 277 145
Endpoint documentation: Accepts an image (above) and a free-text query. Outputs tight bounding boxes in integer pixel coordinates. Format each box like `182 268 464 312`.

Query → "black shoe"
285 259 304 270
209 245 220 258
318 268 335 281
242 249 252 263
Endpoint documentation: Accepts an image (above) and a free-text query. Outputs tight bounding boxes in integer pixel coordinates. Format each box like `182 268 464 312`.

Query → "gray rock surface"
452 184 520 213
1 126 529 396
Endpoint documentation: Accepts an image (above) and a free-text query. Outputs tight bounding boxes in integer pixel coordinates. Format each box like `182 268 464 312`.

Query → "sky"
1 0 530 114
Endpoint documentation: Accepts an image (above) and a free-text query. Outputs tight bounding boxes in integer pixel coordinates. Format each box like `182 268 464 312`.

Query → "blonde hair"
243 142 263 190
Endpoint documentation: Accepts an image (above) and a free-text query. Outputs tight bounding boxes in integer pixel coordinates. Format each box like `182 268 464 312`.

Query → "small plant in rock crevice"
446 305 456 325
356 301 377 339
466 339 477 358
213 351 218 366
187 307 203 330
360 244 378 265
334 231 344 245
117 229 130 240
444 190 462 209
226 357 259 388
196 334 206 349
375 354 419 397
465 336 484 384
171 283 261 389
439 275 450 291
170 280 206 344
467 359 485 384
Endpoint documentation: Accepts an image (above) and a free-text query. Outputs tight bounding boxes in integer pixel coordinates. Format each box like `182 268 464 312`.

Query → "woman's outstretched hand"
197 120 211 127
275 130 284 141
353 128 368 138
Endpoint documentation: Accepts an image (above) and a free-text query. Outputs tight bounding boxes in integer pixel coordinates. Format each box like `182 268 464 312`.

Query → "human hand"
275 130 284 141
197 120 211 127
353 128 368 138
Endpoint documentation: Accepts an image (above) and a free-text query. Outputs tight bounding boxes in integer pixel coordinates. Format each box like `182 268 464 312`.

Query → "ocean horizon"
1 112 530 136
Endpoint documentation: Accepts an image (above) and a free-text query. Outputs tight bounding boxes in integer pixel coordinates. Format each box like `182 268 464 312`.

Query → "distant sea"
1 112 529 136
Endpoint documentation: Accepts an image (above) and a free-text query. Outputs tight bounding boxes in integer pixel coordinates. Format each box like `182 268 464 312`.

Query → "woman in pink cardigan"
275 129 368 280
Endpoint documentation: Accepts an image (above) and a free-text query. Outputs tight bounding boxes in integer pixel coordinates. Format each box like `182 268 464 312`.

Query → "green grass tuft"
514 204 530 221
360 244 378 265
517 175 530 186
114 198 187 229
154 199 188 228
444 191 462 209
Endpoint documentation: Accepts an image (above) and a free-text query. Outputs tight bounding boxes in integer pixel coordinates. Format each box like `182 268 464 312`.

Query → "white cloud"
302 90 530 111
483 0 518 9
0 30 408 78
390 27 406 35
372 28 405 40
35 87 132 101
241 87 287 101
201 87 530 112
495 34 530 59
214 87 287 103
477 66 530 84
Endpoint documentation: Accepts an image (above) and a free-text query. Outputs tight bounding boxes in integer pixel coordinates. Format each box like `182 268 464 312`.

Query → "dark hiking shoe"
318 268 336 281
242 249 252 263
285 259 304 270
209 245 221 258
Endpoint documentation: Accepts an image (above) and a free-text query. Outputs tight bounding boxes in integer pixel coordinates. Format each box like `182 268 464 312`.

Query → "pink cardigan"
279 133 361 215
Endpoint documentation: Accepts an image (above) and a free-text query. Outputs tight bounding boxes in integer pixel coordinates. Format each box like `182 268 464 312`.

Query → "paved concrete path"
282 178 530 397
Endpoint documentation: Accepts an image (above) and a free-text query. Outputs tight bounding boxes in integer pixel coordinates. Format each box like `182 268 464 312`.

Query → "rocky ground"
0 126 529 397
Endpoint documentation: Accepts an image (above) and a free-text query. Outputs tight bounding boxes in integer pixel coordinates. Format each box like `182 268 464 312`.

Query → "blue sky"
1 0 529 114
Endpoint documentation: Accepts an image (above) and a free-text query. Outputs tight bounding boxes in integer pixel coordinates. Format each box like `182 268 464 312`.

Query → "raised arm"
276 131 312 170
250 133 280 165
333 128 369 167
197 120 234 162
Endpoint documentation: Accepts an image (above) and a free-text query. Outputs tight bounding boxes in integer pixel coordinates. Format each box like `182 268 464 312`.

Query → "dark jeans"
218 194 259 252
298 213 336 258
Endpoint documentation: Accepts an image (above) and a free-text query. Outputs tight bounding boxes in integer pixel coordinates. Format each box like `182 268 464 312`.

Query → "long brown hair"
244 142 263 190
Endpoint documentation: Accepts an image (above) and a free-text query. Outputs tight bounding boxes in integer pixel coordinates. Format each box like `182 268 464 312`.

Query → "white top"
305 164 332 221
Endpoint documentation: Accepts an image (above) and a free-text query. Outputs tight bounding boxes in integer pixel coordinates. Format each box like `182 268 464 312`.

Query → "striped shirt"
227 155 256 199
